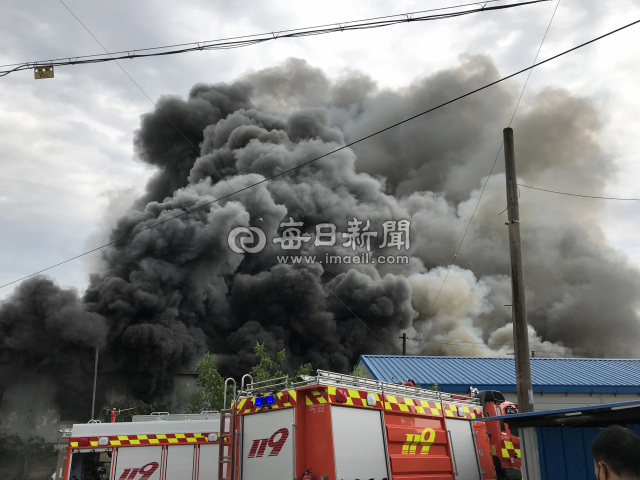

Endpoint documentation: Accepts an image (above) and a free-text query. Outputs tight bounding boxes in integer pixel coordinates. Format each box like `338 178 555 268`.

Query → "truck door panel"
242 408 295 480
445 418 482 480
330 405 389 480
113 446 163 480
164 445 195 480
196 444 219 480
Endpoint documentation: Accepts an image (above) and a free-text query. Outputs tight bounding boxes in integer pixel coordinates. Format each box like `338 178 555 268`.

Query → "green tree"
187 352 233 413
0 433 57 480
350 365 366 378
250 342 312 383
250 343 286 383
186 345 313 413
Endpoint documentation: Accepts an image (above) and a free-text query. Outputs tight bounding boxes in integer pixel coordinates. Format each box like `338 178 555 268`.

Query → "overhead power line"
519 183 640 201
0 0 551 77
1 16 639 290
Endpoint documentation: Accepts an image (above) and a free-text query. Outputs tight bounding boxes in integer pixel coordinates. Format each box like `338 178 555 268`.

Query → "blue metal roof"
357 355 640 394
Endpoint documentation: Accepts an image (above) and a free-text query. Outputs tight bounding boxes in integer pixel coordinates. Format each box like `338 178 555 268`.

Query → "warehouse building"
356 355 640 411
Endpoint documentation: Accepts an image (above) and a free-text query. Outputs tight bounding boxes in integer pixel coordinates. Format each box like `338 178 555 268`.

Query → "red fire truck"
60 370 522 480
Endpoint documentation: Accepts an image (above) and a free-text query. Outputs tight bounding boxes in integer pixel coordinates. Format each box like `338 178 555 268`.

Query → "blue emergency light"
254 395 274 406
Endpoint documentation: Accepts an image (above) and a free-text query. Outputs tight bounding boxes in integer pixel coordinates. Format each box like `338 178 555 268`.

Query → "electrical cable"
0 0 518 69
1 15 639 292
429 0 562 313
0 0 551 77
55 0 393 351
518 183 640 200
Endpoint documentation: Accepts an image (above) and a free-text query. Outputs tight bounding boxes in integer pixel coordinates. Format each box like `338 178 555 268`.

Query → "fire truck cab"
59 413 222 480
61 370 521 480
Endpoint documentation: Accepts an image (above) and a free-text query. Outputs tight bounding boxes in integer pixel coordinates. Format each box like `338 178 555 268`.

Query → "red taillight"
336 388 348 403
78 438 90 447
281 393 290 403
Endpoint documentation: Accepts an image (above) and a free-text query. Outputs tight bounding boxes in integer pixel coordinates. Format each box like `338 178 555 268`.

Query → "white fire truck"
60 370 522 480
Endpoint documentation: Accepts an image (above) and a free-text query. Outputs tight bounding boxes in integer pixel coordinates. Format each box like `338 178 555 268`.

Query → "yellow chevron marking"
504 441 514 449
110 441 121 446
502 448 510 458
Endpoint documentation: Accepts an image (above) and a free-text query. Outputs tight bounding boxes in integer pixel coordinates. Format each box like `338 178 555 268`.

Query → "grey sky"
1 0 639 301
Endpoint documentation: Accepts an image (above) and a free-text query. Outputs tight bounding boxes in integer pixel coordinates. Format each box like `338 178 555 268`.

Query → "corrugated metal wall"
536 425 640 480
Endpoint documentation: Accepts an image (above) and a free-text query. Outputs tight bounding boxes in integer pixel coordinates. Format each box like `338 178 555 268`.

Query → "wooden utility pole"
400 333 407 355
503 128 534 413
91 346 99 420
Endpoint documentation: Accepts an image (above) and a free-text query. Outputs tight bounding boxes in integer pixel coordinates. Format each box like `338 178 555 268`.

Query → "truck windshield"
68 451 112 480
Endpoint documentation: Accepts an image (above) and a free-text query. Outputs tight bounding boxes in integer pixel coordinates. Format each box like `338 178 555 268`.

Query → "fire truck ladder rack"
242 375 290 395
290 370 481 407
235 370 479 407
219 378 237 480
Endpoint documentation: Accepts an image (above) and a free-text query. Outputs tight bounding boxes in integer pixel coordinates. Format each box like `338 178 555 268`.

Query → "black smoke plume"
2 56 640 413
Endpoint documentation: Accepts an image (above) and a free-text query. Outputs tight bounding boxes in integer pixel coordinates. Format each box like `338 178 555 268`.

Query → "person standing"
591 425 640 480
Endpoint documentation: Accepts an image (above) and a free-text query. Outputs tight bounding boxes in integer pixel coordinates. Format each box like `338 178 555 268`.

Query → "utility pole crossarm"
503 127 534 413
